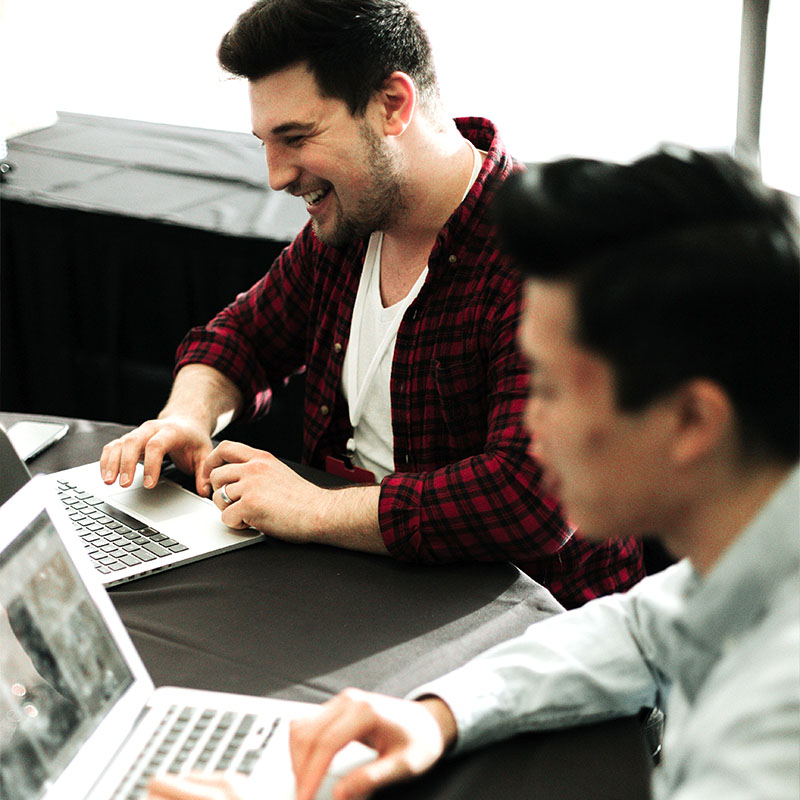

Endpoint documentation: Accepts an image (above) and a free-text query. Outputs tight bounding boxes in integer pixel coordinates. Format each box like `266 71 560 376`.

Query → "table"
1 411 653 799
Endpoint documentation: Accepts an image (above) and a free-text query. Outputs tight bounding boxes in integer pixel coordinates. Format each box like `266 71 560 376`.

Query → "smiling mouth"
301 186 331 208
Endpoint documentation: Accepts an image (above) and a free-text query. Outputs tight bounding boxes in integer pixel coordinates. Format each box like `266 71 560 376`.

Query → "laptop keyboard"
111 703 281 799
55 479 188 574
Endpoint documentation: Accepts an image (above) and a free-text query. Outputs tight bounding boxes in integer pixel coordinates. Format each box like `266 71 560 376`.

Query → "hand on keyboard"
100 417 214 496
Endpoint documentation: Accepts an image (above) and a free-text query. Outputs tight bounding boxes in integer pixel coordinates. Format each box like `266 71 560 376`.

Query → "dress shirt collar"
426 117 518 275
673 466 800 702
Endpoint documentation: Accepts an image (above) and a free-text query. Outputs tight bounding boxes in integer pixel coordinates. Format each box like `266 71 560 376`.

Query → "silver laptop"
0 424 263 586
0 477 373 800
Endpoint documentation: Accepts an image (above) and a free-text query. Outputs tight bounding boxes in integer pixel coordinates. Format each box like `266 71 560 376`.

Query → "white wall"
416 0 740 164
759 0 800 195
0 0 796 193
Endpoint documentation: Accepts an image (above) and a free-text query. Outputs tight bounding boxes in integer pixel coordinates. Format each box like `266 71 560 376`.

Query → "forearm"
205 442 387 553
411 575 676 754
310 483 386 554
160 364 244 437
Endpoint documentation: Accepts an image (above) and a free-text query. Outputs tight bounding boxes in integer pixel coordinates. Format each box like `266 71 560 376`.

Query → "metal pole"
735 0 770 172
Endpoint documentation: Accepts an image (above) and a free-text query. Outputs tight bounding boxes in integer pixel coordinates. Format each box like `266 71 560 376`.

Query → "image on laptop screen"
0 510 133 800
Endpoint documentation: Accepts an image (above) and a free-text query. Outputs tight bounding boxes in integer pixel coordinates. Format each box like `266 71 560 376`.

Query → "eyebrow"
252 121 317 140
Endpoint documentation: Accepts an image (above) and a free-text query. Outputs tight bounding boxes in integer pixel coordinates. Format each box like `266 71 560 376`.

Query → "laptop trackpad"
108 481 212 523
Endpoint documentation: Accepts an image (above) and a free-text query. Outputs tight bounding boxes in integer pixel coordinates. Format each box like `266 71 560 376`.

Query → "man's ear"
670 379 735 466
376 71 416 135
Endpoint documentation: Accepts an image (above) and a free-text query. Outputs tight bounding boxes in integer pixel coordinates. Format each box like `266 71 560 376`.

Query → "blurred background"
1 0 797 193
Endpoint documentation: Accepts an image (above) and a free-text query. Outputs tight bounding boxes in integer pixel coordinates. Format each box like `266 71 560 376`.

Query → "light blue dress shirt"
415 468 800 799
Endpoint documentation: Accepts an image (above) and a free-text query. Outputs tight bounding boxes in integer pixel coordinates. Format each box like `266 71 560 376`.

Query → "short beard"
314 120 408 247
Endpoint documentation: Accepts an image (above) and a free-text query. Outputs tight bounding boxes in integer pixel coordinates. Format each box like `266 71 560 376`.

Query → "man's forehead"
248 62 329 129
524 281 575 338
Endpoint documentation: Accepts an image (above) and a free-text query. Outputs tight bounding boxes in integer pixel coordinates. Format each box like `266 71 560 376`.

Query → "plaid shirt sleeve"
174 230 317 418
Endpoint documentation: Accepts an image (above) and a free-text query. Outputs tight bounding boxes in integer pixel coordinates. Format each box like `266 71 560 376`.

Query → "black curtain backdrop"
0 199 303 459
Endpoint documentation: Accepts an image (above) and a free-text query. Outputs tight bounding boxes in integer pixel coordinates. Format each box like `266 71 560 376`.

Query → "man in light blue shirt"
148 148 799 800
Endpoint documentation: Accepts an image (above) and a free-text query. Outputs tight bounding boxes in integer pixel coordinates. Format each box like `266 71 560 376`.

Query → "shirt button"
333 342 343 354
448 254 457 264
320 405 330 416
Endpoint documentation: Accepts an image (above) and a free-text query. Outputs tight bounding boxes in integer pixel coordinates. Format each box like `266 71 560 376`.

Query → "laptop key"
142 541 170 557
237 717 280 775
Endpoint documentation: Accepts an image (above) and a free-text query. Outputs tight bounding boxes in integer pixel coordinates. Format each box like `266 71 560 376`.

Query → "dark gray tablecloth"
1 112 307 239
1 412 652 799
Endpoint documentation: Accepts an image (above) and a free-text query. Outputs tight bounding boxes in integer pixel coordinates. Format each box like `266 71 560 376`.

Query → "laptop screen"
0 510 133 800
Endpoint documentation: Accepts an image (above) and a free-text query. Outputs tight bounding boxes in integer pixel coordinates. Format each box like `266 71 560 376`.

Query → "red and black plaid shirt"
175 118 644 608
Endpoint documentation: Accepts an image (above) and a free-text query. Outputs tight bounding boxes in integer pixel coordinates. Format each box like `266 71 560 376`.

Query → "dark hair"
495 147 800 464
218 0 441 118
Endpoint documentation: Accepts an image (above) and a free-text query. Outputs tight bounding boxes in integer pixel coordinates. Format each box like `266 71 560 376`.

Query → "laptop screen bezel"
0 476 155 800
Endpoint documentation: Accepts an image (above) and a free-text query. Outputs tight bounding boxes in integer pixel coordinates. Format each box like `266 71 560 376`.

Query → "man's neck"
384 120 478 250
377 121 480 306
666 462 792 575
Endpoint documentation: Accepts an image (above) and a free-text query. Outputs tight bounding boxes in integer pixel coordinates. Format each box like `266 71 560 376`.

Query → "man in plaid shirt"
100 0 643 609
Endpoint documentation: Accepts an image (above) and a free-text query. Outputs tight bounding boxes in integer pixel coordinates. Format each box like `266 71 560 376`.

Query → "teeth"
303 188 328 206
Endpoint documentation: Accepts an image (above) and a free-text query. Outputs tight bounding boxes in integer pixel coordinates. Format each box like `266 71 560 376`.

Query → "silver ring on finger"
219 484 233 506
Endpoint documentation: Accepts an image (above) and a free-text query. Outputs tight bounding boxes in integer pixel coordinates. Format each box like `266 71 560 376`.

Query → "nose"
264 143 300 193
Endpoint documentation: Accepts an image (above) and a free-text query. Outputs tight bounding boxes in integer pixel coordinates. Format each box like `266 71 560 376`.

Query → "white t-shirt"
341 143 484 480
341 232 427 480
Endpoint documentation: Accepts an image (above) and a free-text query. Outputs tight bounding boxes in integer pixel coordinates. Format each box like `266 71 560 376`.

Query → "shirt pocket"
434 354 487 453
